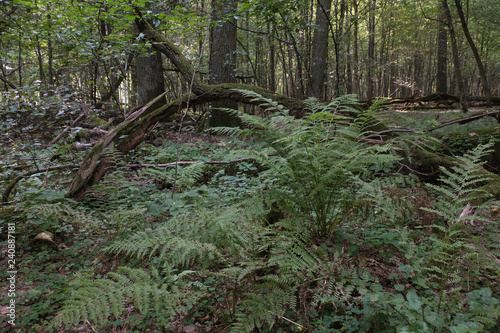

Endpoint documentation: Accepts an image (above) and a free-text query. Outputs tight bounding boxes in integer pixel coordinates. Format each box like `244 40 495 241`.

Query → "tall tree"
209 0 239 127
453 0 491 107
135 20 166 113
441 0 468 112
367 0 376 102
307 0 332 100
436 12 448 93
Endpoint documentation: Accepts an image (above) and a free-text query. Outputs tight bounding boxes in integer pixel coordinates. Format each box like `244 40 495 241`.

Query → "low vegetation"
1 89 499 333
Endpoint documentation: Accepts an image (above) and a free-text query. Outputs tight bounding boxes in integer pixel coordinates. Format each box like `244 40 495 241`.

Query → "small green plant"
355 141 500 333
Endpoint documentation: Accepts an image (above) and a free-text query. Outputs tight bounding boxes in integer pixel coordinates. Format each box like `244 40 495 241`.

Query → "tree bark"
367 0 376 102
208 0 239 127
352 0 360 95
307 0 331 100
436 12 448 93
453 0 491 107
136 29 166 113
441 0 468 112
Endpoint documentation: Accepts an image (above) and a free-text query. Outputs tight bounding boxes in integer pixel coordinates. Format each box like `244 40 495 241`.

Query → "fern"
354 141 500 332
49 266 205 330
209 90 408 240
176 162 206 188
105 195 273 266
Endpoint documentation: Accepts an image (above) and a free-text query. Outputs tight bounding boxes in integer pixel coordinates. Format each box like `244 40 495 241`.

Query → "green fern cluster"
49 266 205 330
50 91 499 332
356 141 500 333
212 89 400 238
51 191 360 331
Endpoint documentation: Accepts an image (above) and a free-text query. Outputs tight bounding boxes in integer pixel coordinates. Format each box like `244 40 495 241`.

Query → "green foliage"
355 141 500 333
48 266 205 330
211 89 400 238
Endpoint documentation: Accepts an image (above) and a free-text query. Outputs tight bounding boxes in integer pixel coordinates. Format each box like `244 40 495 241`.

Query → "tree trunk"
453 0 491 107
367 0 376 102
18 30 22 87
441 0 468 112
268 22 276 92
136 44 166 112
209 0 239 127
436 12 448 93
352 0 359 95
307 0 332 100
47 11 54 85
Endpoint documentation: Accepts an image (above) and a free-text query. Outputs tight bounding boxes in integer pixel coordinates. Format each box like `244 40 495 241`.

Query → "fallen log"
380 93 500 109
66 13 309 199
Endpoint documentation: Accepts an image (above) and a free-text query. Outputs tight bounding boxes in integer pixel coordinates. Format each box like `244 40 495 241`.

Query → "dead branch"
2 164 80 204
124 157 255 168
0 74 17 90
365 109 500 139
427 109 500 130
48 104 91 146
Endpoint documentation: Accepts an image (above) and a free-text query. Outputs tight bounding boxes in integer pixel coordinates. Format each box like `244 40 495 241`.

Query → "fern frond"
177 162 206 188
49 267 205 330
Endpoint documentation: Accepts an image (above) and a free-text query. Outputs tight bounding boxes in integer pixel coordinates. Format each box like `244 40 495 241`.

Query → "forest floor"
1 106 499 332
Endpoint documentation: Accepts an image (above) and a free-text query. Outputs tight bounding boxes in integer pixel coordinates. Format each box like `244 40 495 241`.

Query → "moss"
88 115 110 128
442 127 500 157
415 149 457 172
75 128 89 139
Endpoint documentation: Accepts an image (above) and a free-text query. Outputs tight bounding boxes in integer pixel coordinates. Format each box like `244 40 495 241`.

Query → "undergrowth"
1 90 499 332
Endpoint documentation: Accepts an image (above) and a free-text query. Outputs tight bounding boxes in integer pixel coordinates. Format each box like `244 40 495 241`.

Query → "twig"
2 164 80 204
125 157 255 168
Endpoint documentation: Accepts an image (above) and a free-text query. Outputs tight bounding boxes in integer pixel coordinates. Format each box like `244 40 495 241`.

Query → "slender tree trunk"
441 0 468 112
268 22 276 92
352 0 359 95
337 0 346 96
47 12 54 86
35 35 45 84
436 13 448 93
209 0 239 127
367 0 376 102
307 0 332 100
453 0 491 107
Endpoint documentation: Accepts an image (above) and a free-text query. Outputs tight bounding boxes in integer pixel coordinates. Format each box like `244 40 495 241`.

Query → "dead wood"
66 14 307 199
381 93 500 108
48 103 91 146
2 164 80 204
66 10 499 200
365 109 500 140
0 74 17 90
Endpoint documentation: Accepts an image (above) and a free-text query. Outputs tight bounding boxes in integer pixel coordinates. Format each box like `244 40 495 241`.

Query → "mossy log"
70 12 362 198
410 148 500 202
381 93 500 111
